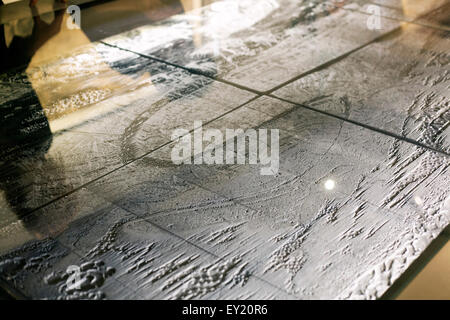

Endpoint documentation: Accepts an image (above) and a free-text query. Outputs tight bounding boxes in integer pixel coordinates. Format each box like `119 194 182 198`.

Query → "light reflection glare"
324 179 335 190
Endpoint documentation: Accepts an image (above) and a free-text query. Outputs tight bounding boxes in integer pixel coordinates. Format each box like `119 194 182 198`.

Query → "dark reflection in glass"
0 1 66 72
0 0 216 236
0 1 63 225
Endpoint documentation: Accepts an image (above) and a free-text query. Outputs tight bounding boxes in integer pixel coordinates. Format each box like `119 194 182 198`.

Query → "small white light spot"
414 196 423 206
324 179 335 190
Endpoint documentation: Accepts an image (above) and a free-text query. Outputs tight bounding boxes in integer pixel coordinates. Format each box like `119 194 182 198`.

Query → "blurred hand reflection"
0 0 207 240
0 0 67 239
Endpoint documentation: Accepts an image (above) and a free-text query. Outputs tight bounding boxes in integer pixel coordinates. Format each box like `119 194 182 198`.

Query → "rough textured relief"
0 0 449 300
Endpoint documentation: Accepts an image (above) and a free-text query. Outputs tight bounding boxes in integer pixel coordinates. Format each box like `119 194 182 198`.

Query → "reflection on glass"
401 0 447 19
324 179 336 191
0 0 63 228
0 0 215 238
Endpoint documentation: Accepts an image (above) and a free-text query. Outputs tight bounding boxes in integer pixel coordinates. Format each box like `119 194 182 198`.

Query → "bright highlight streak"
414 196 423 206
